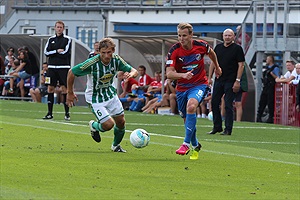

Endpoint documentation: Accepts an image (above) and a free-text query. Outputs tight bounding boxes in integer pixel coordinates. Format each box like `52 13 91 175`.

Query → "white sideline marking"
34 120 299 145
149 132 298 145
70 121 299 131
150 141 300 166
1 108 299 131
2 120 299 166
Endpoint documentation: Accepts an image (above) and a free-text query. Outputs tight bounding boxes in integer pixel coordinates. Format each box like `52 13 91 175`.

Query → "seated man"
141 71 164 113
30 62 48 102
128 65 153 98
118 71 138 100
2 59 20 96
129 65 153 111
9 50 39 97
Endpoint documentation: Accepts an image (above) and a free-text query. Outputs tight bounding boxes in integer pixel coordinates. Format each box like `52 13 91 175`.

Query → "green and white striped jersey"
72 54 133 103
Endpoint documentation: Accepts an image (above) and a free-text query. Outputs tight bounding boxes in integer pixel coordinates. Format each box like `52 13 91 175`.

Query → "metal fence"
13 0 255 7
274 83 300 127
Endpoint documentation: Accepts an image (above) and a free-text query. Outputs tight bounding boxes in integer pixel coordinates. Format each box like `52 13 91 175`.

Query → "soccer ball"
130 129 150 148
208 111 213 121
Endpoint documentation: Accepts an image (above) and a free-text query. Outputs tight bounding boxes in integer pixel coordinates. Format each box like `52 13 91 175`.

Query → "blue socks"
184 113 197 145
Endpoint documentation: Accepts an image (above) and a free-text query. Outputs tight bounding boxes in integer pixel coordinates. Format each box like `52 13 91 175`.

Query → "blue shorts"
156 94 163 103
18 71 31 80
176 84 209 118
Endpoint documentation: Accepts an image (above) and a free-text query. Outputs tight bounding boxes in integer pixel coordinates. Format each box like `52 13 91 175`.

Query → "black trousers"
257 84 275 120
211 81 236 132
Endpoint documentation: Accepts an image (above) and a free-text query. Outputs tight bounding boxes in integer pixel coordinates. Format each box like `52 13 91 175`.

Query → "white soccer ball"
208 111 213 121
130 129 150 148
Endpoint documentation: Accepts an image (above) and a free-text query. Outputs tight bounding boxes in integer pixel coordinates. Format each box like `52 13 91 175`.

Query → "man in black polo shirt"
208 28 245 135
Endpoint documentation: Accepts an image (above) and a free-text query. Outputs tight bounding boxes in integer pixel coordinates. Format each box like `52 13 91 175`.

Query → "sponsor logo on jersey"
182 64 198 71
99 74 113 84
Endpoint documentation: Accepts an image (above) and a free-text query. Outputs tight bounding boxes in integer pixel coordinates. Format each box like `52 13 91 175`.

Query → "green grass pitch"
1 100 299 199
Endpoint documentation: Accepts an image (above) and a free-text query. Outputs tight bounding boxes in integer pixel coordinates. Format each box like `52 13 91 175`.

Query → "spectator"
29 62 48 102
167 79 178 115
129 65 153 97
43 20 72 120
234 66 248 121
199 88 212 118
143 71 163 100
22 46 39 78
128 65 153 112
291 63 300 85
141 71 165 113
196 106 203 118
118 71 138 99
8 50 38 97
117 71 138 110
88 41 100 58
3 47 16 75
166 22 221 159
2 59 20 96
221 67 248 122
275 60 296 83
207 28 245 135
235 25 251 52
294 63 300 122
296 81 300 113
0 51 5 92
256 55 280 123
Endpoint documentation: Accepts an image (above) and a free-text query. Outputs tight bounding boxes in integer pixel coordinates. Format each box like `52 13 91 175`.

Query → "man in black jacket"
256 55 280 123
43 20 72 120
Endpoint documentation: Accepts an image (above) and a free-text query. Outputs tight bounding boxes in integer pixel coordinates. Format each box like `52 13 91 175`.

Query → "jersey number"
196 90 203 99
97 110 102 117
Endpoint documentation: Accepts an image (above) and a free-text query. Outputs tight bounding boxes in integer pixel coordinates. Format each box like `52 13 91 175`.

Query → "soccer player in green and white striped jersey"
66 38 138 153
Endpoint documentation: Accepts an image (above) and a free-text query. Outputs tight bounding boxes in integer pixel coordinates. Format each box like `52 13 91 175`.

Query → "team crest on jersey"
195 54 201 61
99 74 113 83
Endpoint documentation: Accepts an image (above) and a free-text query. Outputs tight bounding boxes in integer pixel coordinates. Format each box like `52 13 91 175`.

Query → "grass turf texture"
0 100 299 199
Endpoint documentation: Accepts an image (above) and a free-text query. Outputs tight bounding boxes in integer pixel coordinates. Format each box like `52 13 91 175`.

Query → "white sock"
183 142 190 147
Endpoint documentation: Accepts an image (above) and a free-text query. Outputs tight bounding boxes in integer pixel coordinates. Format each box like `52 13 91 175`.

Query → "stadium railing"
13 0 254 7
274 83 300 127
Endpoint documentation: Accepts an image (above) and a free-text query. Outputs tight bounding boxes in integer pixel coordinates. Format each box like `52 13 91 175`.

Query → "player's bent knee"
102 119 115 131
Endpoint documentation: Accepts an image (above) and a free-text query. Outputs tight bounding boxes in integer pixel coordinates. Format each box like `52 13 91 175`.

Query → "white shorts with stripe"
90 95 124 123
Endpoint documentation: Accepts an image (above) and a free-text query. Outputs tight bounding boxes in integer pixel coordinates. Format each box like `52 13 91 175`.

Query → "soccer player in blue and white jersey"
66 38 138 153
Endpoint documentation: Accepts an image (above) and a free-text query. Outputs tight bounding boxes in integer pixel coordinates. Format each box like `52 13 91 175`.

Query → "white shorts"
91 95 124 123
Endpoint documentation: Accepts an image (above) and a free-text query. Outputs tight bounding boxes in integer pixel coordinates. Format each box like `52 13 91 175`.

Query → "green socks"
92 121 105 132
92 122 125 146
113 126 125 146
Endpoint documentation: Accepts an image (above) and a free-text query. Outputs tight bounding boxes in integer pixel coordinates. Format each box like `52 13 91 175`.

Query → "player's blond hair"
177 23 193 34
99 38 116 51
